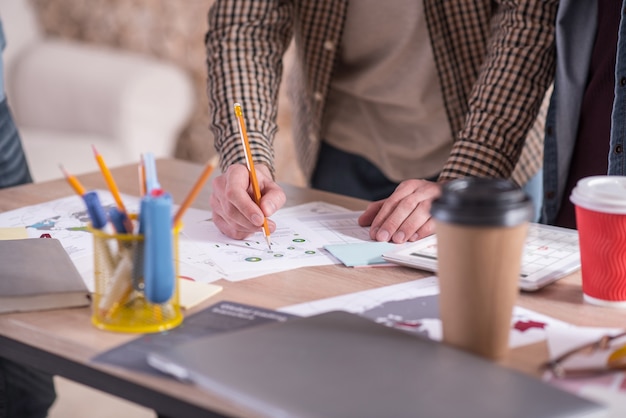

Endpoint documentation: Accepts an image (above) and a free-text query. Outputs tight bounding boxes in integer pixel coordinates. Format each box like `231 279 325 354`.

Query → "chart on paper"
179 212 338 278
0 195 375 284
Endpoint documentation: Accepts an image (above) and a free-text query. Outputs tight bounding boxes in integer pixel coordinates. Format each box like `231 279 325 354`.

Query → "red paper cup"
571 176 626 307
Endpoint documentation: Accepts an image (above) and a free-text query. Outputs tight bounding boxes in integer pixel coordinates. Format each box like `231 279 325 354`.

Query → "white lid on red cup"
570 175 626 214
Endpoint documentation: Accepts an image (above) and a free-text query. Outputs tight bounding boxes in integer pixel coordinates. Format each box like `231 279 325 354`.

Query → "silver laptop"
148 311 605 418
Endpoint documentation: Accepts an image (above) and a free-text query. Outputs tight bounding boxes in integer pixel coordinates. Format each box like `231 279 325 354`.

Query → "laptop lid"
148 311 606 418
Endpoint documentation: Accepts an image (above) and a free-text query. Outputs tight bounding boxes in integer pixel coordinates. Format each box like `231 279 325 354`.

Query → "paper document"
0 195 380 286
324 242 397 267
178 208 381 281
280 277 575 349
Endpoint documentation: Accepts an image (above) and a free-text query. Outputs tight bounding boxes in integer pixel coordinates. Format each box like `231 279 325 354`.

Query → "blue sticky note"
324 242 397 267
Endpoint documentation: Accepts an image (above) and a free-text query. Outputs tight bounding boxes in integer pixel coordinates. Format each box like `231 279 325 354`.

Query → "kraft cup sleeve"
142 193 175 304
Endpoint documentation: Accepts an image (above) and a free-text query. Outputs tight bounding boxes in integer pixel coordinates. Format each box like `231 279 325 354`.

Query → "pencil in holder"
90 221 183 333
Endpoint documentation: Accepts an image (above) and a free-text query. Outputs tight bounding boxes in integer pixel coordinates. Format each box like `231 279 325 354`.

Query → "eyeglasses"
542 331 626 378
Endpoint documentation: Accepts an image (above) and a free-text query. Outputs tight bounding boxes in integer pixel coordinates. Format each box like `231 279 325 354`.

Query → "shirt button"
314 92 323 101
616 144 623 153
620 77 626 86
545 191 555 199
323 41 335 51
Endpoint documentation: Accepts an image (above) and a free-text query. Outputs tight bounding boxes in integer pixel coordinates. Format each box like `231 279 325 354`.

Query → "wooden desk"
0 159 624 417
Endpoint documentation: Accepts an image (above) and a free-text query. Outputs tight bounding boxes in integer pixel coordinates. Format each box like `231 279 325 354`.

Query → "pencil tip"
91 144 99 156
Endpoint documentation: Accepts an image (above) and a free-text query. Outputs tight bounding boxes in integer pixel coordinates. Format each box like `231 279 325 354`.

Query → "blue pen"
143 152 161 195
83 191 108 230
108 207 130 234
83 190 117 277
142 189 175 304
131 198 149 290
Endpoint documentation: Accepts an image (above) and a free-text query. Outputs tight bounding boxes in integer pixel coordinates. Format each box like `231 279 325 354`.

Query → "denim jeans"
521 169 543 223
0 358 56 418
312 141 544 222
311 142 405 201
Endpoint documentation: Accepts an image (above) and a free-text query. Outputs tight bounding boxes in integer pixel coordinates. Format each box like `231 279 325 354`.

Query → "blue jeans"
311 142 409 201
312 141 544 222
0 358 56 418
0 97 55 417
521 169 543 223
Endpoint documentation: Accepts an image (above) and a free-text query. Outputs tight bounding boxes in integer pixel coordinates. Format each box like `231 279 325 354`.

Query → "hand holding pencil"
207 103 286 243
234 103 273 250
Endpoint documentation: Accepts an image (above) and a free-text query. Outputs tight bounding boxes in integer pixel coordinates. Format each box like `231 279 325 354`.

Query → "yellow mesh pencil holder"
90 221 183 333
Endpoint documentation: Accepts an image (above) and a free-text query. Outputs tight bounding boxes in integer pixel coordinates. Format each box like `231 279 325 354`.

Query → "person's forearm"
205 0 294 176
440 0 558 181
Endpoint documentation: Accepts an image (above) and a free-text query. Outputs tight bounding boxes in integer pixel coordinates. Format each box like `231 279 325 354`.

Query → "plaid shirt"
206 0 557 186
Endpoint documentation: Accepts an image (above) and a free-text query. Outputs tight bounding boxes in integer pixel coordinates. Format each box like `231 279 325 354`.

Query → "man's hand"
358 179 442 243
210 164 286 239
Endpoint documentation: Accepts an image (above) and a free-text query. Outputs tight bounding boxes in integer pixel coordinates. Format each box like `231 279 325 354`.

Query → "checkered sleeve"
206 0 294 178
439 0 558 181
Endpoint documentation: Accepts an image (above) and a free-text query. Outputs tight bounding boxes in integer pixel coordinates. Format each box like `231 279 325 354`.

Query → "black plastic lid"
430 178 534 227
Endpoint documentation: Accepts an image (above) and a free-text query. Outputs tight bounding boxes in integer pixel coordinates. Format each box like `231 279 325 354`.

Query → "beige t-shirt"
322 0 452 182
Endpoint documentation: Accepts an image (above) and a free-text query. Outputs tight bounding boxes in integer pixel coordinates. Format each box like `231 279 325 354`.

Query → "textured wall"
33 0 215 164
32 0 304 185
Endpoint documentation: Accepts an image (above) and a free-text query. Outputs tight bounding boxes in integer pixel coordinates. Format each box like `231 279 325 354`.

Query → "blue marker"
131 198 149 290
108 207 130 234
142 190 175 304
83 191 107 230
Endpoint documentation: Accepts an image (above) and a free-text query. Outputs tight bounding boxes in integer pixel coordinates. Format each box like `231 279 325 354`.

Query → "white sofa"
0 0 195 182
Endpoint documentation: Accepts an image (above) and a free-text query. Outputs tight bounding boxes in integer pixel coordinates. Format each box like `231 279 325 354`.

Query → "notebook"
147 311 606 418
0 238 90 313
383 223 581 291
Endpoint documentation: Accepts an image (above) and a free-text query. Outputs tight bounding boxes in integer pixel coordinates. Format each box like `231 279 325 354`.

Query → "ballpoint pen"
83 190 108 230
142 152 161 195
83 190 117 276
233 102 272 250
60 166 108 230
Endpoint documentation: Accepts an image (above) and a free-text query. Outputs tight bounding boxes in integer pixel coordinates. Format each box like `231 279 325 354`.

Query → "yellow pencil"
60 165 86 196
92 145 133 233
172 155 219 228
233 102 272 250
92 145 127 213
